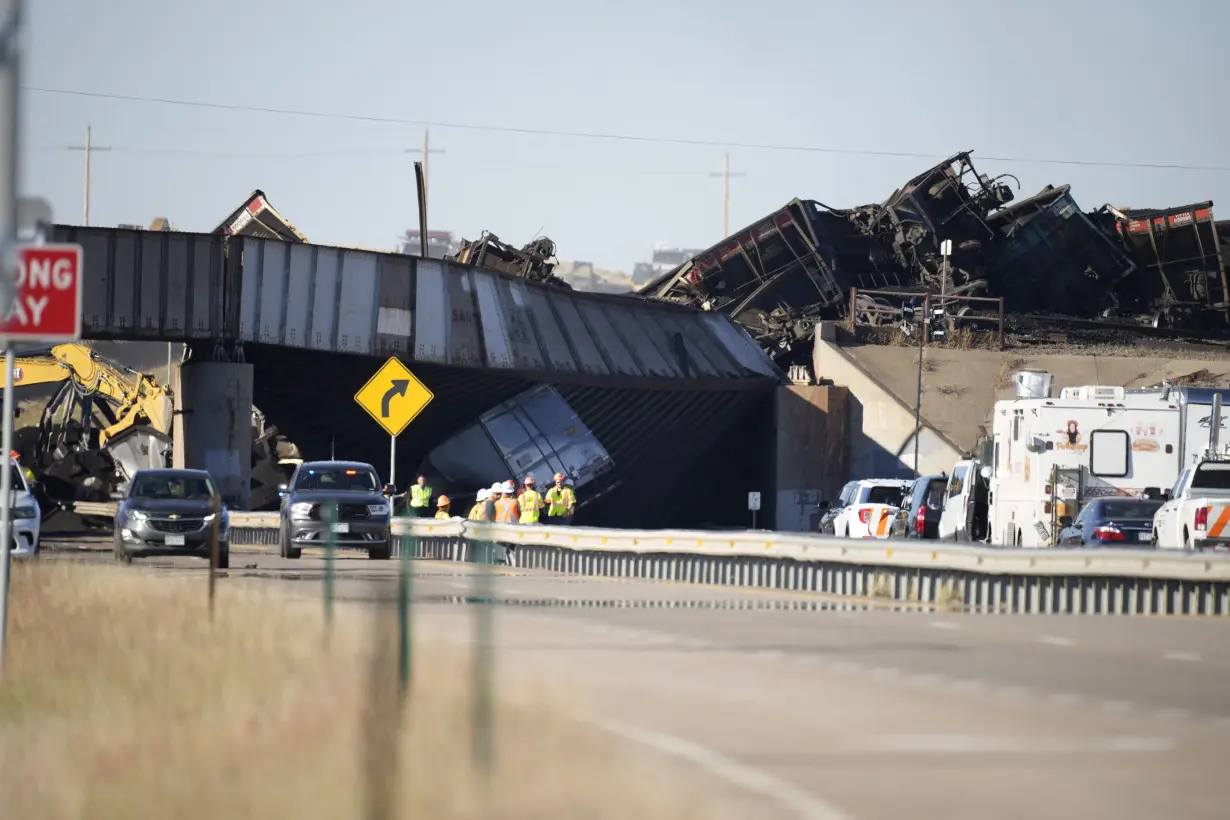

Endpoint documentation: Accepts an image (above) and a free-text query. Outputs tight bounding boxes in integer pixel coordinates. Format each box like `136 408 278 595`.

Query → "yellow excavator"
11 343 176 514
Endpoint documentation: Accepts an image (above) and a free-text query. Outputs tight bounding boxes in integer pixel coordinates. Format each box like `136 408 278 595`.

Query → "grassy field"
0 563 731 819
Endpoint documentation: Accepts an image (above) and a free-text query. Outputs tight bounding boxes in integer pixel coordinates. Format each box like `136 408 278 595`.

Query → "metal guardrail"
89 511 1230 616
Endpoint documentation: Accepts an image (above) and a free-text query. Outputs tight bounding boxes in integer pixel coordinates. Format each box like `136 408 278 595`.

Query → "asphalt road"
41 539 1230 820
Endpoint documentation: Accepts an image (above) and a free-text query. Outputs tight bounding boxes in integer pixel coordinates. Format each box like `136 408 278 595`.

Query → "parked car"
277 460 392 560
113 468 229 567
1057 497 1163 547
7 457 41 558
889 474 948 540
823 479 911 539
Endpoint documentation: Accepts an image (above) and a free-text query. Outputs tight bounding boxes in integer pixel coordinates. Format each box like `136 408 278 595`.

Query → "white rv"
985 384 1186 547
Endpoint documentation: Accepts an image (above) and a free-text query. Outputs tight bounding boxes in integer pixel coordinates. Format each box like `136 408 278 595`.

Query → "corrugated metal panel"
499 279 546 370
608 304 678 378
307 247 341 351
69 229 112 335
680 314 743 377
166 233 224 338
335 250 379 354
239 240 290 344
656 311 725 378
136 236 163 335
472 271 515 369
375 255 414 357
703 314 780 377
575 299 642 376
445 264 483 366
526 288 576 372
551 294 610 376
109 232 138 335
283 244 315 348
414 259 448 363
625 309 685 379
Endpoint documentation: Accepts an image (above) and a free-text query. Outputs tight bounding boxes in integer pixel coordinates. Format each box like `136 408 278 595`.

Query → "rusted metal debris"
447 230 572 290
637 150 1230 363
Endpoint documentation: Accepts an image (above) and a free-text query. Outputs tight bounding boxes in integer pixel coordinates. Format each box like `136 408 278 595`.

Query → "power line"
23 85 1230 173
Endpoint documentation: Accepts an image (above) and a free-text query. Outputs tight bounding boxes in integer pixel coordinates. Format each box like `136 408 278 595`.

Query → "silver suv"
277 460 392 560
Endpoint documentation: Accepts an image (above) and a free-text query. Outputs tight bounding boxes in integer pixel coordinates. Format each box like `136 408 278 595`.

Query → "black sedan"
113 468 230 567
277 460 392 560
1057 498 1163 547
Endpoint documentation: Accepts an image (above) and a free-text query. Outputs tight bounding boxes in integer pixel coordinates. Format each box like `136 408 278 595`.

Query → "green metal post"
473 539 495 781
324 502 337 642
398 531 414 695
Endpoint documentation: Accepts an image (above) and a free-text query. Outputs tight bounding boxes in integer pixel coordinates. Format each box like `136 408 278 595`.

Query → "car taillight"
859 509 871 524
1043 501 1051 515
1092 526 1126 542
915 505 926 534
1195 506 1209 532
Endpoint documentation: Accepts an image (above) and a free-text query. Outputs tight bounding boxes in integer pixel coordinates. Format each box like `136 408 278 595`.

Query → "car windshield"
8 464 25 491
131 474 215 500
295 468 379 492
1097 500 1162 520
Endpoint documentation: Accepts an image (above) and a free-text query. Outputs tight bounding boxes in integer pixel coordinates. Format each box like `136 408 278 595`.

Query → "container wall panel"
307 248 341 351
551 295 609 376
500 280 546 370
657 312 725 377
703 314 779 377
414 260 448 363
76 230 113 334
136 235 164 335
526 288 576 372
335 251 379 354
445 265 483 366
282 244 315 349
472 272 515 369
108 233 138 335
163 236 190 335
375 255 414 357
616 308 681 378
576 300 641 376
192 237 223 338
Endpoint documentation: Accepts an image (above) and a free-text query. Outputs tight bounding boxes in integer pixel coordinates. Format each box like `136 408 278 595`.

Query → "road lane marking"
860 734 1174 754
1157 709 1191 722
996 685 1030 700
1163 651 1202 662
870 667 900 681
951 678 985 693
1047 693 1082 707
598 719 854 820
908 672 945 687
753 650 783 661
930 620 957 630
832 661 862 674
1101 700 1133 714
1038 635 1074 647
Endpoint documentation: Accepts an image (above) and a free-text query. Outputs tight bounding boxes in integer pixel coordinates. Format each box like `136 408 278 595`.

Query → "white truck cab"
938 458 990 542
1152 460 1230 550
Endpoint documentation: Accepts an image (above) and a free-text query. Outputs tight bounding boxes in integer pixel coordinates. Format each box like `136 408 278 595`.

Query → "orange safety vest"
495 497 520 523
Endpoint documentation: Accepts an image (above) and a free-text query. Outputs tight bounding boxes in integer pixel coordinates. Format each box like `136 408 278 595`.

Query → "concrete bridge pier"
172 361 255 510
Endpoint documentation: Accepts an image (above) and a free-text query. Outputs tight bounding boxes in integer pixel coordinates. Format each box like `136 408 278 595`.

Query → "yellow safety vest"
544 486 575 517
468 503 484 521
410 485 432 508
435 509 451 519
519 489 543 524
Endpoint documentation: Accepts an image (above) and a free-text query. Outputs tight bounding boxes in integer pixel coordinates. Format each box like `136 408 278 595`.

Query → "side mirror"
110 491 125 502
277 482 289 499
1058 516 1073 528
1162 489 1172 500
817 500 828 510
383 483 397 496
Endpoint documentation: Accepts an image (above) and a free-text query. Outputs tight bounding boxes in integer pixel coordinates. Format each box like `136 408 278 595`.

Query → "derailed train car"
641 150 1230 364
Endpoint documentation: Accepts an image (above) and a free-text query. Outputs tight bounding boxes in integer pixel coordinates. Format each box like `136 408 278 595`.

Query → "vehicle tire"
368 544 391 560
216 543 230 570
1183 529 1193 552
113 529 132 564
1151 529 1159 548
279 523 301 560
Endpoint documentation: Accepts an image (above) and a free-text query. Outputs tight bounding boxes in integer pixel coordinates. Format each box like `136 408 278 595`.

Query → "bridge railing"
208 513 1230 617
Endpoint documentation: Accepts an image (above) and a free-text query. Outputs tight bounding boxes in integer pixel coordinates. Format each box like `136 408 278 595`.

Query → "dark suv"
889 474 948 540
277 461 392 560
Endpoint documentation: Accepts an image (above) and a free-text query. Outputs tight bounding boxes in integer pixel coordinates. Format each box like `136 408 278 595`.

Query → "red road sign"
2 243 83 342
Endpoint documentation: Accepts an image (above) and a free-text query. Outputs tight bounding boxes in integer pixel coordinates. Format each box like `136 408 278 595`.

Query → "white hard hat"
489 482 503 493
501 481 516 494
477 488 489 501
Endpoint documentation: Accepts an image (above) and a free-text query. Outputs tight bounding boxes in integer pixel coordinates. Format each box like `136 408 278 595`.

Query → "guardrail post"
473 538 495 786
398 529 414 694
208 494 221 619
324 502 337 644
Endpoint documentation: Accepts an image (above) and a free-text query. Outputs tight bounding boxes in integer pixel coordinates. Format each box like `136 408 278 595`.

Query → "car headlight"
10 504 36 520
367 503 390 516
289 502 313 519
126 509 148 523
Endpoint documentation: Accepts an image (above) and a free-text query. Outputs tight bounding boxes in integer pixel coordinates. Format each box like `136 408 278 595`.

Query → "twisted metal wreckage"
625 151 1230 365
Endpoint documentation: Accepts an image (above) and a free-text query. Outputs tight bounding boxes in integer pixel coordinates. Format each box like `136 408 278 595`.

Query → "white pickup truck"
1151 460 1230 551
830 479 910 539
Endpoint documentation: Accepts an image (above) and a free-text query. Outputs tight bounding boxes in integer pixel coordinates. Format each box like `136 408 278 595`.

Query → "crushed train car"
447 231 573 290
641 150 1230 363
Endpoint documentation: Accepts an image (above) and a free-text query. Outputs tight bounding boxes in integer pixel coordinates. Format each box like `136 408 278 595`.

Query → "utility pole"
708 151 746 239
405 129 444 233
67 124 110 226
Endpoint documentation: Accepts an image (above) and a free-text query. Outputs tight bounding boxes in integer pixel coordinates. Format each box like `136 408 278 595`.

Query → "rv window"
1089 430 1129 477
948 466 969 498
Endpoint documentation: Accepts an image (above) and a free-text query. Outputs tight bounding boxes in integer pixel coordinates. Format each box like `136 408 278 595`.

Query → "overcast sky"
19 0 1230 272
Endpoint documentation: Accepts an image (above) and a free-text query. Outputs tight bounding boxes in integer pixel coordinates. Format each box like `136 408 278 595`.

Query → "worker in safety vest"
544 472 575 525
434 495 452 519
519 475 544 524
409 475 433 517
494 481 520 523
469 488 490 521
10 450 33 486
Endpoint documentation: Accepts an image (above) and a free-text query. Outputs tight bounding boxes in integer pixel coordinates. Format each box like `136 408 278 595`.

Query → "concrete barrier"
154 513 1230 615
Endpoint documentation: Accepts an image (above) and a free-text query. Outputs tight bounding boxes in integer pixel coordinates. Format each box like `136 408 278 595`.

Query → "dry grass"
0 563 731 820
937 384 967 397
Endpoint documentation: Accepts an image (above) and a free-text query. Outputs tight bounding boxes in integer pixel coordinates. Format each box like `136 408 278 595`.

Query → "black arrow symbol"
381 379 409 418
